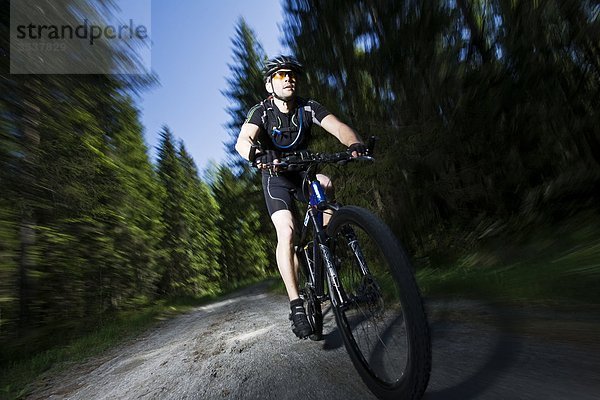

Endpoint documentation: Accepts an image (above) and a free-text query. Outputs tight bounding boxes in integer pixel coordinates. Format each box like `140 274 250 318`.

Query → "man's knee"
276 225 294 243
317 174 334 194
271 210 295 243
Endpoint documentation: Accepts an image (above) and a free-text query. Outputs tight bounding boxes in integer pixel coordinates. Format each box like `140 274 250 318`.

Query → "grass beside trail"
269 214 600 308
416 215 600 307
0 277 276 400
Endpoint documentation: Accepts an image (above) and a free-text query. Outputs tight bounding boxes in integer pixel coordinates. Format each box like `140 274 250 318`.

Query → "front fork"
320 222 374 310
304 176 369 309
342 226 371 276
304 207 347 306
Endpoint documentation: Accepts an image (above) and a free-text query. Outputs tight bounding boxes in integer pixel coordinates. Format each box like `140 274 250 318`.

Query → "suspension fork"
341 226 382 305
305 206 347 306
304 171 348 306
342 226 371 276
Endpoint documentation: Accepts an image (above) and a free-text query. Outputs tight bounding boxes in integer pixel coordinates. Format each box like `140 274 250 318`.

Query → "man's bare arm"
320 114 363 147
235 123 261 161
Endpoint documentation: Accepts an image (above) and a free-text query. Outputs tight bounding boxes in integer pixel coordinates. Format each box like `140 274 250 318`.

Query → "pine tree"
211 165 270 289
281 0 600 257
156 127 190 296
222 18 268 174
103 93 165 303
220 17 278 279
178 143 222 295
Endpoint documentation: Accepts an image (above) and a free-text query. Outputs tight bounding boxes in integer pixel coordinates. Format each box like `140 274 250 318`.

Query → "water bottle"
310 181 327 209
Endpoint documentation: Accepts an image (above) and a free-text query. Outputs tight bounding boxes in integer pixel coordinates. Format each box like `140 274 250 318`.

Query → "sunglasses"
271 70 297 80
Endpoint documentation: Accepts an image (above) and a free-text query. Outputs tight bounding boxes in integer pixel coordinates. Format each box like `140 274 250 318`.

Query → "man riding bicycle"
235 55 366 339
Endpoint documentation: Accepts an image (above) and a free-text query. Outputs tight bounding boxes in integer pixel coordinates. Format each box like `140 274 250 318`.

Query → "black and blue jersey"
244 97 330 152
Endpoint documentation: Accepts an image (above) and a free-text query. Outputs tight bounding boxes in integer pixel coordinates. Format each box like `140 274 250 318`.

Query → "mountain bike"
252 140 431 400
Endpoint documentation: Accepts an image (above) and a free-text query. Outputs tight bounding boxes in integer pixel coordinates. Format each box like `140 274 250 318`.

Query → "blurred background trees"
0 2 266 360
282 0 600 261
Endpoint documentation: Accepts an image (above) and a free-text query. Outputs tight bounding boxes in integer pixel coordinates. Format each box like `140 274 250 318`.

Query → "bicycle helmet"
262 55 304 82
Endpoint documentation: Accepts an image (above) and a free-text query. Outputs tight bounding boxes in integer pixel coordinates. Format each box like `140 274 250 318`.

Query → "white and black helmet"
262 55 304 82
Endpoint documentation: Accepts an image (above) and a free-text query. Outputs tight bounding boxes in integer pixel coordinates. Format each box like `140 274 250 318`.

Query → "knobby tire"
326 206 431 400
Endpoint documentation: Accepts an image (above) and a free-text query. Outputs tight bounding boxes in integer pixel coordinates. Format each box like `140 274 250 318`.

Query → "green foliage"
211 166 270 289
177 143 222 295
219 17 278 284
0 0 163 352
0 5 251 362
155 128 223 297
282 0 600 256
416 213 600 305
222 18 268 173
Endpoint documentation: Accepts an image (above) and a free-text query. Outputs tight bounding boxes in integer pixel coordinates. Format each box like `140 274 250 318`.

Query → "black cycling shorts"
261 171 309 216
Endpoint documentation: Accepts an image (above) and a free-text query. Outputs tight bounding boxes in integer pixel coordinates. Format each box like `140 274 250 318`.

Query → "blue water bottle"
310 181 327 209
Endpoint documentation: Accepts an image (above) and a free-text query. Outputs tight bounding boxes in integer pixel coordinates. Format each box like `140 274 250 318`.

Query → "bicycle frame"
297 167 348 307
254 145 377 310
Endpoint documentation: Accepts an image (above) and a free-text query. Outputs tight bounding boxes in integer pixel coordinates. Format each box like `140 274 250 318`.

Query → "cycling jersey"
244 97 330 151
244 97 330 216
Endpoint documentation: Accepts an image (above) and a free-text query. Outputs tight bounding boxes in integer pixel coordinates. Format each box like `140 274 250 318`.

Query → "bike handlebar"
254 151 374 172
251 136 378 172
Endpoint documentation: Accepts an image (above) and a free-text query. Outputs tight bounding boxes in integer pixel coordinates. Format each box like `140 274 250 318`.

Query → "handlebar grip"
367 136 377 155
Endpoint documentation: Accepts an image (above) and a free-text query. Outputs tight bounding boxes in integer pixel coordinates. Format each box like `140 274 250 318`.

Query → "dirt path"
27 282 600 399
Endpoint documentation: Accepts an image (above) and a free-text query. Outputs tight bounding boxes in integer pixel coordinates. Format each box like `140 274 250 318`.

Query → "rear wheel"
327 206 431 400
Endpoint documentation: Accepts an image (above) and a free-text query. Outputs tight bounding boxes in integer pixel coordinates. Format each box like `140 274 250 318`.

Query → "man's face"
267 69 297 100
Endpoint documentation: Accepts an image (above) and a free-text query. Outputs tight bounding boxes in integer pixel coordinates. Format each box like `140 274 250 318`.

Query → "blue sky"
135 0 286 172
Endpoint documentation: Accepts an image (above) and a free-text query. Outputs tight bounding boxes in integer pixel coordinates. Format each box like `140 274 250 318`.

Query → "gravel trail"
27 282 600 400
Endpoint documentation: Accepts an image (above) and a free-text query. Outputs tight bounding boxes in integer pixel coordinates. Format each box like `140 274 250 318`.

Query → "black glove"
347 142 367 156
255 149 280 166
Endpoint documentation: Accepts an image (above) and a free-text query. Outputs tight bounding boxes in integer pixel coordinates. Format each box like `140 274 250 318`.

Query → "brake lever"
267 161 289 171
286 163 303 171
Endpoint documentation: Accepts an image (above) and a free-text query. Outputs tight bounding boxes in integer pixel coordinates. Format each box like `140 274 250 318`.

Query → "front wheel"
327 206 431 400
